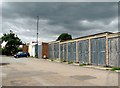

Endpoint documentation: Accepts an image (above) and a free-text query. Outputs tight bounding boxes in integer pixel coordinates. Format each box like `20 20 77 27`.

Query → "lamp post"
37 16 39 58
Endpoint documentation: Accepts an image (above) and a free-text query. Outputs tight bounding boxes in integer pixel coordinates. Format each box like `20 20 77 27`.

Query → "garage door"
60 44 63 60
48 44 53 59
68 42 76 62
63 43 67 61
78 40 89 64
108 37 120 67
91 37 106 65
54 43 59 59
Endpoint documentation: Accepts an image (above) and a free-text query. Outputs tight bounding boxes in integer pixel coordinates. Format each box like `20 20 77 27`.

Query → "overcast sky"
1 2 118 43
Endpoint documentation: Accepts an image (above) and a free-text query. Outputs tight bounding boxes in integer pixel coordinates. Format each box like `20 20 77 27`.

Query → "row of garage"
48 32 120 67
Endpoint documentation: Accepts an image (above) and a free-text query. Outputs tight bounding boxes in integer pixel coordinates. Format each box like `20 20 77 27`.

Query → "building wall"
42 42 49 59
22 45 28 53
28 44 33 56
48 32 120 67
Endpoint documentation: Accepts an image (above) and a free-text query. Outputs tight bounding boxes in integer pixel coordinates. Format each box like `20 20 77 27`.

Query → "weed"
79 63 88 66
111 67 120 71
68 61 73 64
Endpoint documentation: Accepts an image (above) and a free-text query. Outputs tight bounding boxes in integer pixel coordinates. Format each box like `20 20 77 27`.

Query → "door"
91 37 106 65
78 40 89 64
108 37 120 67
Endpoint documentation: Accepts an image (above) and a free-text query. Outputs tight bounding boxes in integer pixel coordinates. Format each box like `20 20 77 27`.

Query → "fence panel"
78 40 89 64
91 37 106 65
108 37 120 67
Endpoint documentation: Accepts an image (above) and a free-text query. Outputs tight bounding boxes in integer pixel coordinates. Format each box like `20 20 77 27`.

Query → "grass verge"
111 67 120 71
79 63 88 66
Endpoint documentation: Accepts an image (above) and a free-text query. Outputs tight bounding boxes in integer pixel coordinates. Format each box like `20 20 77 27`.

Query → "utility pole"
37 16 39 58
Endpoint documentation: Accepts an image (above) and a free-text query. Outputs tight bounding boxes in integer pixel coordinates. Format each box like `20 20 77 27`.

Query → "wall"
48 32 120 67
42 42 49 58
22 45 28 53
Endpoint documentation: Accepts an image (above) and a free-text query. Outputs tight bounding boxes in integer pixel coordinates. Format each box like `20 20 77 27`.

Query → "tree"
56 33 72 42
1 30 22 55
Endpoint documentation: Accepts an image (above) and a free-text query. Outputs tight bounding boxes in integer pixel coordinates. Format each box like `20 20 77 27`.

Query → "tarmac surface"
0 56 119 86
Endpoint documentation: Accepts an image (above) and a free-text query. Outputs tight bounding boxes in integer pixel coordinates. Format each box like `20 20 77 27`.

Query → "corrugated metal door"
54 43 59 59
91 39 97 65
108 37 120 67
60 44 63 60
78 40 89 64
63 44 67 61
68 42 76 62
98 38 106 65
48 44 53 59
91 37 106 65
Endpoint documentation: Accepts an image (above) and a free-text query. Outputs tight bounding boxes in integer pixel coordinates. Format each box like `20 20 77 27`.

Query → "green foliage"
56 33 72 41
111 67 120 71
79 63 88 66
1 30 22 55
17 48 22 52
68 61 73 64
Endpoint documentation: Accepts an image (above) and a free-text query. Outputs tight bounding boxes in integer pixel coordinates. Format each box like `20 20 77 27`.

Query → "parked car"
14 52 30 58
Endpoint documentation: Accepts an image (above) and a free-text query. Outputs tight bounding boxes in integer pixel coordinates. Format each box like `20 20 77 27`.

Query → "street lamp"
37 16 39 58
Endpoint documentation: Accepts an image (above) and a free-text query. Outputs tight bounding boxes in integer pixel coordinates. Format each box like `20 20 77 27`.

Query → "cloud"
2 2 118 42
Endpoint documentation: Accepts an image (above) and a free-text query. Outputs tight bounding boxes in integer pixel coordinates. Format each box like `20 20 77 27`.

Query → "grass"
111 67 120 71
68 61 73 64
79 63 88 66
51 59 54 61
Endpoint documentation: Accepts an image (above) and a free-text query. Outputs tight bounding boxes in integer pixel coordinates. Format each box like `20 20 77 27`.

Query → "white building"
28 42 41 58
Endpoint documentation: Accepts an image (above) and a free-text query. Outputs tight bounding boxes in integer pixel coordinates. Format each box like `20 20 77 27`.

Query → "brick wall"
22 45 28 53
42 42 48 58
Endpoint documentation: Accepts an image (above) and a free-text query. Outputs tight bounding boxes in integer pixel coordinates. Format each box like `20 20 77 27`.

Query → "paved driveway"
1 56 119 86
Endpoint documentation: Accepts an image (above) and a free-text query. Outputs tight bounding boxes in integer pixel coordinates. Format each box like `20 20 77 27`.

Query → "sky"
1 1 119 43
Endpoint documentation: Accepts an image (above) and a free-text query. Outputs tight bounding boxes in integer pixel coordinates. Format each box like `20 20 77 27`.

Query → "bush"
17 48 22 52
2 48 9 55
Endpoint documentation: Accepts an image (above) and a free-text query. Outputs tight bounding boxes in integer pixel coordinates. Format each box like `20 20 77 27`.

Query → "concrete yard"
0 56 119 86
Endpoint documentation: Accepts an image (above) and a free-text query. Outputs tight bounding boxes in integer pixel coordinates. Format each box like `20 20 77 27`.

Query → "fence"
48 32 120 67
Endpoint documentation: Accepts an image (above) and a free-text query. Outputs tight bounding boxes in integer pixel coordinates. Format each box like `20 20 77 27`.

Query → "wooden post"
88 39 91 64
106 33 109 66
59 43 60 60
66 43 68 62
52 43 54 59
63 44 64 61
76 41 79 63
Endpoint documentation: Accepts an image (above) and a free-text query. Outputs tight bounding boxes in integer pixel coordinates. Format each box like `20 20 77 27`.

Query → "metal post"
37 16 39 58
